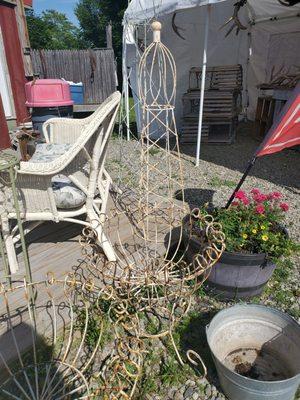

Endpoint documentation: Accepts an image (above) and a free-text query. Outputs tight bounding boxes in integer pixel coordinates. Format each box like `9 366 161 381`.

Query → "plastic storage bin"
70 84 84 105
25 79 74 138
25 79 74 107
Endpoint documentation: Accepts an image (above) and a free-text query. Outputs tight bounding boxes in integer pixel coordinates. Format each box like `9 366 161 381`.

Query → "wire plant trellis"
79 21 226 398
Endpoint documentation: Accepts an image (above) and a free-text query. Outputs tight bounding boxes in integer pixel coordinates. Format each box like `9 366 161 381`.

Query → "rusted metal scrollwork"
0 274 105 399
78 205 225 398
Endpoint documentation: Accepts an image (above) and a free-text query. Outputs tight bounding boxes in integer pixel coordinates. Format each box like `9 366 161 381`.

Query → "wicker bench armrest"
18 155 70 176
43 118 86 143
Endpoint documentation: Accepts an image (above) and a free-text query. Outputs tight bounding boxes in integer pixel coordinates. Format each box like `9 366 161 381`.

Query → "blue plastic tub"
70 84 84 105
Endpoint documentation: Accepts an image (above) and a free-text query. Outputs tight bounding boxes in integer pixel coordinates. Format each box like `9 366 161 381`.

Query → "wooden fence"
31 49 117 105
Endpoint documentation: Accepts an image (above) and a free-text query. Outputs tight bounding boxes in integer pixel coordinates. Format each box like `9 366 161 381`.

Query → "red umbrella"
226 83 300 208
256 83 300 157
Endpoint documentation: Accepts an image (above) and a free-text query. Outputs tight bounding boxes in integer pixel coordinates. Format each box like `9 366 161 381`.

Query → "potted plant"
184 188 299 299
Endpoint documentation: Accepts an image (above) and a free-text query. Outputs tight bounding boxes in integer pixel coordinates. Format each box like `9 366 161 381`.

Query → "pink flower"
242 197 250 205
255 204 265 214
251 188 261 195
271 191 282 200
280 202 289 212
234 190 247 200
253 193 268 203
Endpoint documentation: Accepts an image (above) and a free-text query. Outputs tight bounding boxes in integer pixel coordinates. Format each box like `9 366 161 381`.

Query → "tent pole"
122 26 131 141
125 74 130 141
196 4 211 167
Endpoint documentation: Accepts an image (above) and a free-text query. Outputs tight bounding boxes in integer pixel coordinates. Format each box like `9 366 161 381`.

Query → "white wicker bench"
0 92 121 274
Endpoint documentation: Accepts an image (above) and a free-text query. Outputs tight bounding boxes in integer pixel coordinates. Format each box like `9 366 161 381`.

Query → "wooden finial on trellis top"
151 20 162 42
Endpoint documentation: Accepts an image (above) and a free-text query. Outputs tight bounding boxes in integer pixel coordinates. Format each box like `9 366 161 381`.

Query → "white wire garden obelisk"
77 20 226 399
136 21 186 265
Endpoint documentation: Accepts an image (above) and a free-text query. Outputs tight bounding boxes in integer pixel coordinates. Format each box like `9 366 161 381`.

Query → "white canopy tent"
122 0 300 165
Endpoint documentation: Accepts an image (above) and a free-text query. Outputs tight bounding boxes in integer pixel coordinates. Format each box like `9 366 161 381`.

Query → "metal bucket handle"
186 349 207 377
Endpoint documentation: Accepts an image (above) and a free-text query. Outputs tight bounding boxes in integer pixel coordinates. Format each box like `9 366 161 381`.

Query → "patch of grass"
263 257 299 319
196 285 207 298
139 374 159 397
138 347 160 398
137 319 202 398
75 301 113 350
209 176 236 188
160 357 185 386
110 158 123 166
272 258 293 281
148 146 160 156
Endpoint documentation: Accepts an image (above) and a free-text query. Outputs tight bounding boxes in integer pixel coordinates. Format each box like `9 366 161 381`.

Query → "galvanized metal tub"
206 304 300 400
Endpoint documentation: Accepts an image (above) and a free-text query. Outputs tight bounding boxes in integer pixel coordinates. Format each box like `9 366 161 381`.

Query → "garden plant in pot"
184 189 299 300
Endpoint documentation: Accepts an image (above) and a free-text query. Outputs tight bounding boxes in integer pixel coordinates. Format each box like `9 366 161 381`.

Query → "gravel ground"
106 122 300 400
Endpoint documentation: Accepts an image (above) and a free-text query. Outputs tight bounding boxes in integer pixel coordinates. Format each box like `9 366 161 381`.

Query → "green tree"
27 9 84 50
75 0 127 81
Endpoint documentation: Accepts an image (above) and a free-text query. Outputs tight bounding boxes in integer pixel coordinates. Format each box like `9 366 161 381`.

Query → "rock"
196 377 208 387
192 393 199 400
174 391 184 400
205 386 212 397
168 387 177 398
184 387 194 398
180 386 186 394
186 380 196 387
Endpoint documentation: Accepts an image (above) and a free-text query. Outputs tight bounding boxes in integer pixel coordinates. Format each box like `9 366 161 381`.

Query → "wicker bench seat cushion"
30 143 86 209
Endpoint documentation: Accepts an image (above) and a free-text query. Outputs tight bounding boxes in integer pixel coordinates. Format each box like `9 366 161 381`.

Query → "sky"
34 0 79 26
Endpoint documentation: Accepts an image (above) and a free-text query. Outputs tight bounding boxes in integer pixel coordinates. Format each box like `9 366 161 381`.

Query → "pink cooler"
25 79 74 107
25 79 74 138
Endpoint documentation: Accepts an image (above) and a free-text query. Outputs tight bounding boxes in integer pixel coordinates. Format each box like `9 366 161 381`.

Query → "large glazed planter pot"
183 216 278 300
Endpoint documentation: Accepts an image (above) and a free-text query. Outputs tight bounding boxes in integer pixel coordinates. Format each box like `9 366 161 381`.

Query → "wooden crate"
189 65 243 92
180 119 236 144
181 64 242 144
254 91 290 137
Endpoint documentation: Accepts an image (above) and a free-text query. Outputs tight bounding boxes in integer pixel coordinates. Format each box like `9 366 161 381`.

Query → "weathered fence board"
31 49 117 105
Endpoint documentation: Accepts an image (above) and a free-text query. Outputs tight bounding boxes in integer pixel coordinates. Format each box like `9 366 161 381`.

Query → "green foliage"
75 300 112 350
137 334 194 398
160 357 184 386
26 9 84 50
75 0 127 81
138 374 158 397
148 146 161 156
209 176 236 188
263 258 299 319
200 189 299 261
